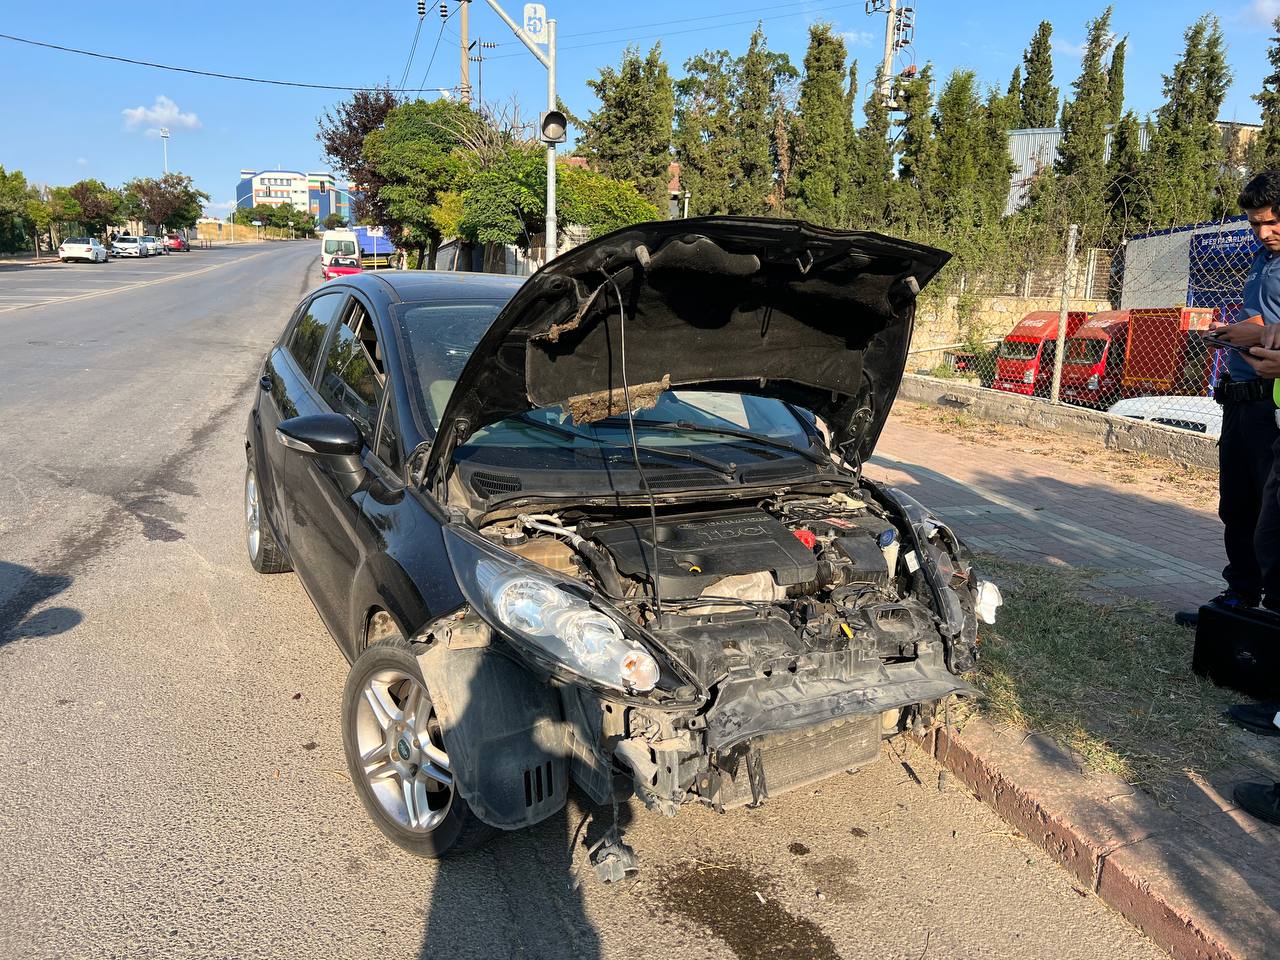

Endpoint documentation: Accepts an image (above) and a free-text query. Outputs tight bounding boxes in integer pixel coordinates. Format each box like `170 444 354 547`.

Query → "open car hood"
424 217 949 486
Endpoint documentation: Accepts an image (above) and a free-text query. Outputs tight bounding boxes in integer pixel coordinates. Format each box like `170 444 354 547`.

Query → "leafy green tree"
1021 21 1059 127
67 180 122 240
317 87 399 225
1146 14 1232 224
1107 37 1127 125
323 212 348 230
559 163 660 236
363 97 475 267
458 144 546 247
232 203 280 227
0 166 31 252
122 174 208 231
674 50 737 216
1249 16 1280 173
931 71 986 214
978 87 1018 219
1054 7 1115 236
579 44 675 212
733 26 781 216
790 23 849 226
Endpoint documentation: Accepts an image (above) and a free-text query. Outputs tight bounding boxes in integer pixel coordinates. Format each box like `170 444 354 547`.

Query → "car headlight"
444 526 660 693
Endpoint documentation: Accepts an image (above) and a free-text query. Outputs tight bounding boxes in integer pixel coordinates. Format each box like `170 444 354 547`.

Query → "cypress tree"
580 44 675 213
932 70 984 211
674 50 736 216
1104 110 1151 239
1250 16 1280 173
848 67 894 229
1006 65 1025 127
1108 37 1127 125
734 26 777 215
1055 7 1115 237
790 24 849 227
1147 15 1231 223
1021 21 1059 128
841 59 860 225
893 64 936 227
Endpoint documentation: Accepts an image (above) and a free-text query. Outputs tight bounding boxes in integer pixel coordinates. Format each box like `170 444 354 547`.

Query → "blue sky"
2 0 1279 216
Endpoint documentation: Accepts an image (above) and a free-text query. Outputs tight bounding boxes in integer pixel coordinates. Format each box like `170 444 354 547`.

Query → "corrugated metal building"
1004 126 1153 215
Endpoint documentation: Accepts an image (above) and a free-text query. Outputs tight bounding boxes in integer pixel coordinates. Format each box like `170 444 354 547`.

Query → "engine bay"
478 488 964 691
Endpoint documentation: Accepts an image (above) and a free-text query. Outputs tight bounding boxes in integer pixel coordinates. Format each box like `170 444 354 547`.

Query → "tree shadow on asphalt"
0 560 82 647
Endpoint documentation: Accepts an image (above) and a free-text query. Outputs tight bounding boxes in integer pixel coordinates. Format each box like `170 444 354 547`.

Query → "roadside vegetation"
0 170 207 254
969 555 1238 802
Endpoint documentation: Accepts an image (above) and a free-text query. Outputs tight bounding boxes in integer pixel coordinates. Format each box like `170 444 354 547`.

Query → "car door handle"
259 375 273 392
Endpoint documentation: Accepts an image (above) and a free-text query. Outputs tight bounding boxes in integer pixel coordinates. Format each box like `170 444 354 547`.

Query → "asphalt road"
0 244 1167 960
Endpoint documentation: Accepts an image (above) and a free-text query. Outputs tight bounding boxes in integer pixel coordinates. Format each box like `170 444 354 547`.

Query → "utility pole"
459 0 471 104
470 40 497 108
482 1 562 261
160 127 170 174
1049 223 1080 405
866 0 915 108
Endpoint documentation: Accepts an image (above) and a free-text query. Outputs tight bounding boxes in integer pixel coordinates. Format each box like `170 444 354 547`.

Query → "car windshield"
331 257 359 267
325 239 357 255
1065 338 1106 365
999 339 1040 360
142 236 156 243
65 237 89 244
392 298 823 492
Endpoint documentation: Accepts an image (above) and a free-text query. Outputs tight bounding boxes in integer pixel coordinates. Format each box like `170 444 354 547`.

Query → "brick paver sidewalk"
870 414 1224 610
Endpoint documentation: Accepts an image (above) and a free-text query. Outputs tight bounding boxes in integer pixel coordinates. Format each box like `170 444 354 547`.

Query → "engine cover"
583 509 819 600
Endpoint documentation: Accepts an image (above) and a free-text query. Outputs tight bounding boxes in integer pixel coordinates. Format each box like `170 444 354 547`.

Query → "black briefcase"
1192 602 1280 698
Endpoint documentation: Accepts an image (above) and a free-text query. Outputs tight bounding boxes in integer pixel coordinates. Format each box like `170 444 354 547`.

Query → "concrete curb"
918 719 1279 960
897 374 1219 471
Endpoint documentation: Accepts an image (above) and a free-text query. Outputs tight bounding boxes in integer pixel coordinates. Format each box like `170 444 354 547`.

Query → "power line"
0 32 453 93
397 13 427 91
484 2 863 60
417 4 458 92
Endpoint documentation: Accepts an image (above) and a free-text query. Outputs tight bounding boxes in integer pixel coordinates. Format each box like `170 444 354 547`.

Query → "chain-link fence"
903 173 1258 440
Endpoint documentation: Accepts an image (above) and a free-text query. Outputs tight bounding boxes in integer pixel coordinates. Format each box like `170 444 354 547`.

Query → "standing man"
1176 171 1280 626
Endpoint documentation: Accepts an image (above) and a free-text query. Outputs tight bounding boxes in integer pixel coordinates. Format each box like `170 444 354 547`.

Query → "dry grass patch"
967 553 1238 802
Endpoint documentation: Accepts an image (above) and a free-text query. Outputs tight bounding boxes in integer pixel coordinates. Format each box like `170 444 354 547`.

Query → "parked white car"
112 236 147 258
58 237 108 263
140 235 167 256
1107 395 1222 439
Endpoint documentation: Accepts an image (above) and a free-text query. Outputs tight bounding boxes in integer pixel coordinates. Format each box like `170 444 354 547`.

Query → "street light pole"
160 127 170 174
480 0 558 260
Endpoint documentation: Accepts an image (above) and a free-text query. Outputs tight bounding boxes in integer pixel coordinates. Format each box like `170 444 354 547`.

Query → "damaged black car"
243 218 1003 865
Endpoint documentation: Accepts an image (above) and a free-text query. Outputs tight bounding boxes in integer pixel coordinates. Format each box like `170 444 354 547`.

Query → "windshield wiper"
512 415 739 478
597 418 831 467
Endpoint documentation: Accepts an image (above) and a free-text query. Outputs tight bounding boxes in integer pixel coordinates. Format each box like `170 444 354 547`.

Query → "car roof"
1109 395 1219 415
343 270 527 303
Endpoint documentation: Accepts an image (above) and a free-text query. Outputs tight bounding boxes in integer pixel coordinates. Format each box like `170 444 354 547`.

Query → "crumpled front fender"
415 640 570 830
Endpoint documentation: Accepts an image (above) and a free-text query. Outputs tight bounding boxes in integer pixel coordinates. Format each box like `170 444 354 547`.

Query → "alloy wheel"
353 669 453 833
245 469 261 561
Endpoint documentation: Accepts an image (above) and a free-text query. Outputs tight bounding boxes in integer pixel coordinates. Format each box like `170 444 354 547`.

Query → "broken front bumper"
595 645 973 813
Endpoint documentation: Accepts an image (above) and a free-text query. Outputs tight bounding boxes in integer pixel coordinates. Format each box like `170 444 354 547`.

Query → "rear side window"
288 292 345 380
319 301 386 445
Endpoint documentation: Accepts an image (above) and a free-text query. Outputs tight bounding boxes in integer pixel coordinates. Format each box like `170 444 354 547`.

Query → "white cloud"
1252 0 1280 22
841 30 875 47
76 157 87 166
205 199 238 213
121 95 201 136
1052 38 1086 57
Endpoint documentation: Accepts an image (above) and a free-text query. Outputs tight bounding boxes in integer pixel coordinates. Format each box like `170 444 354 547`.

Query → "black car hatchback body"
244 218 1002 860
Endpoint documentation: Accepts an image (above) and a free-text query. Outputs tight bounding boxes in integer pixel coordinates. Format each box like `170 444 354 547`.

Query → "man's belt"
1216 377 1274 403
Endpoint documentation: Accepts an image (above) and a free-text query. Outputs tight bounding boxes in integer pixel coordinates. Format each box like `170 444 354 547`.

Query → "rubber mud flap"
417 642 570 829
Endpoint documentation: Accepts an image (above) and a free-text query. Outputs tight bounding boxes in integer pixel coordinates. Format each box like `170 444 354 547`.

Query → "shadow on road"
416 799 623 959
0 560 82 646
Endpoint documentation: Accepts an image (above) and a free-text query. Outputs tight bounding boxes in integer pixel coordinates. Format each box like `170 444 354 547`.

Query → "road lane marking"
0 251 277 314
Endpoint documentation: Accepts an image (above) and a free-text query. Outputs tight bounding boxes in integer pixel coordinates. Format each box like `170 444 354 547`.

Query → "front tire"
244 463 290 573
342 638 496 858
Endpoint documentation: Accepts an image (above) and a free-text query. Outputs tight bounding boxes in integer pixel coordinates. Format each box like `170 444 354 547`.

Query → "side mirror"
276 414 366 494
